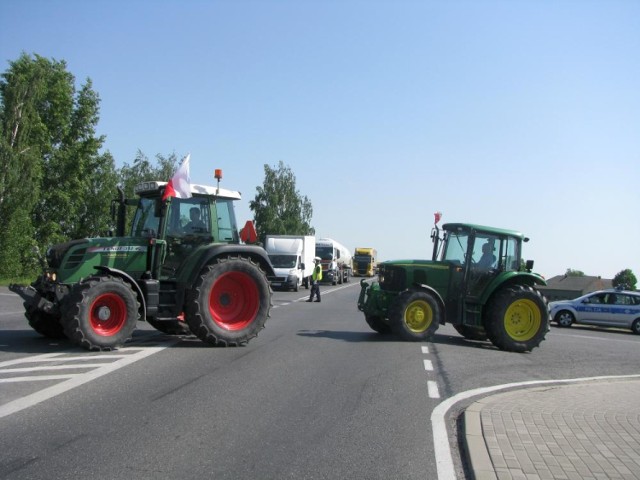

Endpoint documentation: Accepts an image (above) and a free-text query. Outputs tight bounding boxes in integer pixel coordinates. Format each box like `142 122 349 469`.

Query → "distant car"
549 288 640 334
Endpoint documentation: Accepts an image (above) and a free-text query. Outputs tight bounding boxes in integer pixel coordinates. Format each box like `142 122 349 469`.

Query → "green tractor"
357 216 549 352
10 172 274 351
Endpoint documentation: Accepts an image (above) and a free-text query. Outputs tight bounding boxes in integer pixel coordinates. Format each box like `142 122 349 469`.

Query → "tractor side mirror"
525 259 534 271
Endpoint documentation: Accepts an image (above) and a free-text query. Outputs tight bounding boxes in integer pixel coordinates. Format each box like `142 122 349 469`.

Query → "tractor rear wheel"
62 275 139 351
186 257 272 346
484 285 549 352
26 306 67 339
389 290 441 341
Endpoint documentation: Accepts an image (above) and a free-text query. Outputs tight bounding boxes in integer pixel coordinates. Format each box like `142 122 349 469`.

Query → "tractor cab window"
131 197 160 237
472 235 498 270
216 199 238 243
171 198 211 238
502 237 521 272
443 231 469 264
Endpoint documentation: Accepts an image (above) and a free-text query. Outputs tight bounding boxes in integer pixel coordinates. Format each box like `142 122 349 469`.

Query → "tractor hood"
47 236 150 283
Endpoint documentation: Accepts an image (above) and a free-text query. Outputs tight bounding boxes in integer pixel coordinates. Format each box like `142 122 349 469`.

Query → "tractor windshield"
131 198 160 237
443 231 469 264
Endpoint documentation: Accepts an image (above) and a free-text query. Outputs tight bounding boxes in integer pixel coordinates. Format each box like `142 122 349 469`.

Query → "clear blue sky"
2 0 639 280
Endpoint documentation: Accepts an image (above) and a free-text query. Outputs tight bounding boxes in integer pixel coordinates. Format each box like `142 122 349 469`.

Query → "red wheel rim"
209 271 259 331
90 293 127 336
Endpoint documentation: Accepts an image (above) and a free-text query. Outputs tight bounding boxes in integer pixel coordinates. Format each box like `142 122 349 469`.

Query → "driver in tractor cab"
477 242 496 269
184 207 206 234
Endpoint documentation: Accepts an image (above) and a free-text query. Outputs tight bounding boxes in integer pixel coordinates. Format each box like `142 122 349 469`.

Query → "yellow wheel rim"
504 298 541 341
404 300 433 333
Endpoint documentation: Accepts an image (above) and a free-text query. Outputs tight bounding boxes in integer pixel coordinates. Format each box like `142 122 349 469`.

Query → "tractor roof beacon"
10 171 275 351
357 215 550 352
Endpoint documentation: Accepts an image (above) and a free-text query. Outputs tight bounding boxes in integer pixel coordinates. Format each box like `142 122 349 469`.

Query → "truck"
352 247 377 277
265 235 316 292
10 170 275 351
357 215 549 352
315 238 352 285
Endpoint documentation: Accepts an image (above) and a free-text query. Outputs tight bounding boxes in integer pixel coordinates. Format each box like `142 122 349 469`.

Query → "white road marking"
431 373 640 480
423 359 434 371
0 339 178 419
421 346 430 354
427 380 440 399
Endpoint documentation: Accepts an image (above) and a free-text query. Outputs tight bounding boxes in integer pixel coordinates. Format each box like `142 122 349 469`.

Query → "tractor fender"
479 271 547 305
413 283 447 324
179 244 276 286
93 265 147 319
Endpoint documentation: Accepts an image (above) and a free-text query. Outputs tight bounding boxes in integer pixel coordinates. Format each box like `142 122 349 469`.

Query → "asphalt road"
1 283 639 479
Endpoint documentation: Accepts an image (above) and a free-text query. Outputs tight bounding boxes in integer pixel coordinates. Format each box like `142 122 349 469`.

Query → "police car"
549 288 640 334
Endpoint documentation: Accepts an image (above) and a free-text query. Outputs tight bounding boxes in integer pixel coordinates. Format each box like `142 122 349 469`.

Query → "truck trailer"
265 235 316 291
315 238 352 285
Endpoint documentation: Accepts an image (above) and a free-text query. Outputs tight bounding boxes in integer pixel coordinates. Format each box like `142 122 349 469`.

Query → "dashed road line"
421 344 440 399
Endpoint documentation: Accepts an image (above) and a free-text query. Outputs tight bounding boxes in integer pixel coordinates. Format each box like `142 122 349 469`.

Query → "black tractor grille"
380 266 406 292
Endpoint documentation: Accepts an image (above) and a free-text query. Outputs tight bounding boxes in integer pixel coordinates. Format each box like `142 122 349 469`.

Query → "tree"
115 150 178 229
612 269 637 291
249 161 314 243
0 53 117 278
117 150 177 198
565 268 585 277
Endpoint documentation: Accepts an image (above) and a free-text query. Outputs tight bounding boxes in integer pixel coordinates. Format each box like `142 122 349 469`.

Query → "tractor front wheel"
389 290 441 341
62 275 139 351
26 306 67 339
186 257 272 346
484 285 549 352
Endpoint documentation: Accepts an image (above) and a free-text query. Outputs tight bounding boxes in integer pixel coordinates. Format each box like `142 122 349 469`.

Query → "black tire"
484 285 549 352
554 310 574 328
294 280 299 292
365 315 391 334
146 317 191 335
186 257 272 346
631 319 640 335
25 305 67 339
453 324 488 341
389 290 441 341
61 275 139 351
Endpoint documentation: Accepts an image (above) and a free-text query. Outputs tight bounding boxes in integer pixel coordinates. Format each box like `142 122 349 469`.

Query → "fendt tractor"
10 170 275 351
357 214 550 352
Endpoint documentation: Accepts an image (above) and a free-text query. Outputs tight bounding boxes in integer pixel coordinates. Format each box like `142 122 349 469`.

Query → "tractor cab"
438 223 529 302
127 181 242 279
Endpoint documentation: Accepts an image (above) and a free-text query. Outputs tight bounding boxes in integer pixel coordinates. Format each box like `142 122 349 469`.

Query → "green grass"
0 278 32 287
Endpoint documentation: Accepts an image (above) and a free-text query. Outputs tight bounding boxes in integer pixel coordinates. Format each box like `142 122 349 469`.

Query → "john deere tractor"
357 216 549 352
10 171 274 351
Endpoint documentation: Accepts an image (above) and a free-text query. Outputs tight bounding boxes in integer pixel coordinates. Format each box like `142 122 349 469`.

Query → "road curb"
464 401 497 480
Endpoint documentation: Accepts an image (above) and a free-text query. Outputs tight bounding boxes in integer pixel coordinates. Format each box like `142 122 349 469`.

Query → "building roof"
540 275 612 293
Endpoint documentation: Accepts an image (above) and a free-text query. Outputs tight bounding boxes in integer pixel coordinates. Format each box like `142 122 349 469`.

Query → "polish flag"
162 154 192 200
